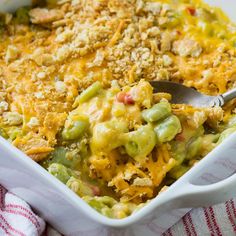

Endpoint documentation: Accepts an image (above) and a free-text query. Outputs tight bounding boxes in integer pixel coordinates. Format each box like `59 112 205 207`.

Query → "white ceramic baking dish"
0 0 236 235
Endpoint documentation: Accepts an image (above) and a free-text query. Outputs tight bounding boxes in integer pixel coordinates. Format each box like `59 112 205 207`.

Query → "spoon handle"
211 87 236 107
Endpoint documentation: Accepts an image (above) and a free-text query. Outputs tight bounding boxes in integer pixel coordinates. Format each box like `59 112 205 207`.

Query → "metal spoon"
150 81 236 107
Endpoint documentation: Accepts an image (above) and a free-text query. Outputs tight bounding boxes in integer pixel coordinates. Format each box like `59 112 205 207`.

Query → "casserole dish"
1 0 236 235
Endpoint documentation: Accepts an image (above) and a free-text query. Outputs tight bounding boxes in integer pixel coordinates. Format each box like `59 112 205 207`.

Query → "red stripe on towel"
0 187 6 208
5 204 41 229
0 221 11 235
203 208 214 235
182 214 192 236
225 201 236 232
0 215 25 236
208 206 222 236
166 228 173 236
230 200 236 220
0 190 3 208
162 228 172 236
186 213 197 236
43 225 48 236
4 209 40 234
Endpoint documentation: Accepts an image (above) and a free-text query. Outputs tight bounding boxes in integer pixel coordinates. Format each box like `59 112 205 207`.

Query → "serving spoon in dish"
150 81 236 107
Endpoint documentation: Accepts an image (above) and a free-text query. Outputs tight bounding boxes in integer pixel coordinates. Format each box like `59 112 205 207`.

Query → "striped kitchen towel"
163 201 236 236
0 185 45 236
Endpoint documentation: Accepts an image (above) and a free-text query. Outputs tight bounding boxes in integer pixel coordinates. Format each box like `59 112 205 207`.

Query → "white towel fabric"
1 184 236 236
0 185 45 236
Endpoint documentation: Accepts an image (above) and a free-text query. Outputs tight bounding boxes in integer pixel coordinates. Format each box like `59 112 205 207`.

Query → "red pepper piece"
186 7 196 16
176 30 182 36
175 133 185 142
90 185 100 196
124 94 135 105
116 92 135 105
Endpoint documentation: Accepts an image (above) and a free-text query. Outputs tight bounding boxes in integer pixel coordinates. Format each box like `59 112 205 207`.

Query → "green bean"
83 196 141 218
77 137 89 159
154 115 181 143
197 8 217 22
73 81 102 107
217 126 236 144
0 128 8 139
112 203 136 219
169 165 190 179
124 124 156 162
142 101 171 123
200 134 220 155
66 177 94 197
8 127 22 141
62 117 89 140
186 137 202 160
83 196 117 217
48 163 72 183
49 147 80 169
84 195 116 207
125 141 138 157
83 196 105 210
83 196 139 218
15 7 30 24
170 141 186 165
50 147 67 163
170 125 204 165
160 13 181 28
95 196 117 207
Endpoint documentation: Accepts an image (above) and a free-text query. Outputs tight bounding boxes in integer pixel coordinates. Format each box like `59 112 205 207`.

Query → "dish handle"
170 173 236 208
